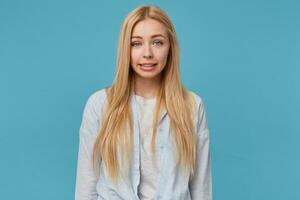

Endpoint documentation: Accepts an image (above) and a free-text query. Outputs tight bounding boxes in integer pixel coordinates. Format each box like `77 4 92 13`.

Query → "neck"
134 74 161 99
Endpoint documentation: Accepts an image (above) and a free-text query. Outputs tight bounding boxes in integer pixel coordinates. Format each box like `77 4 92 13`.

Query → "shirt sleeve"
75 93 102 200
189 98 213 200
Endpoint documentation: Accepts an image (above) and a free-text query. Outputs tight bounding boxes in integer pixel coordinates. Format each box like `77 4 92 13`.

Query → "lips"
139 63 157 72
139 63 157 67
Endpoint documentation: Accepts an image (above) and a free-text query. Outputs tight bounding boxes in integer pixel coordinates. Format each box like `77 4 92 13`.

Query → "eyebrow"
131 34 166 39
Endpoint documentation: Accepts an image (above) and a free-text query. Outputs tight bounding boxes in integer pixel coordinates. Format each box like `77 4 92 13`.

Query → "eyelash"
131 41 164 47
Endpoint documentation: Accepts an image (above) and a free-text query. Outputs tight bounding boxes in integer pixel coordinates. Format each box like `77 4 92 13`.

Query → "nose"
143 43 153 59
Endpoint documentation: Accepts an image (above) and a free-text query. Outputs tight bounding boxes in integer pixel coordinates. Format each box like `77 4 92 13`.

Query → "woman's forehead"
131 19 167 38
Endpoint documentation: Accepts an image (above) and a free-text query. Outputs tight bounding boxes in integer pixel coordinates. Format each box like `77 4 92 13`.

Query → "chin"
139 73 160 79
136 71 161 79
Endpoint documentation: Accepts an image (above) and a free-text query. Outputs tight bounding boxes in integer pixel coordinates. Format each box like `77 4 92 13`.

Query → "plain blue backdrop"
0 0 299 199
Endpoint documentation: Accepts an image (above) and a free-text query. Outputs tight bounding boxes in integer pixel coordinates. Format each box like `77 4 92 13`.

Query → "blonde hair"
92 5 197 183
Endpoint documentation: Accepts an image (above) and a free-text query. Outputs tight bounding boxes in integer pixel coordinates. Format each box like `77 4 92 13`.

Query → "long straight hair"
92 5 197 183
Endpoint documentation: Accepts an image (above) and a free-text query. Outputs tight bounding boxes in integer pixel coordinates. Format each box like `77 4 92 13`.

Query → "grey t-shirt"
135 94 158 200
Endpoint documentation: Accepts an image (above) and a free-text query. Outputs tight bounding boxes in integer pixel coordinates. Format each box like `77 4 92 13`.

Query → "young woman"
75 5 212 200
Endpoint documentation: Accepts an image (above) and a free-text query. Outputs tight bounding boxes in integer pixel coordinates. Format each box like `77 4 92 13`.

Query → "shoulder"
186 90 209 131
82 87 109 117
186 89 205 109
85 88 107 105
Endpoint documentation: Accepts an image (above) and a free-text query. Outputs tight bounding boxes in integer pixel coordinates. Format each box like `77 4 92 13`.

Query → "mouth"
139 63 157 71
139 63 158 67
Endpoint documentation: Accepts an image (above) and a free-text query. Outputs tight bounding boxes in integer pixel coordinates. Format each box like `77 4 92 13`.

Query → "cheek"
157 48 169 61
130 50 140 64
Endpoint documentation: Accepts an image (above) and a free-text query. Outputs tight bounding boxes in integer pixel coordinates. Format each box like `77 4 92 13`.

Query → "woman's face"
130 19 170 80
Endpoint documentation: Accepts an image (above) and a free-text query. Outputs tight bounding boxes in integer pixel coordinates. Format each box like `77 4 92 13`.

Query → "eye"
153 40 163 46
131 42 141 47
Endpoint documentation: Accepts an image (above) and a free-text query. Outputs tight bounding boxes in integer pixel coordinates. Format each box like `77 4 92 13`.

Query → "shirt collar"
131 94 167 123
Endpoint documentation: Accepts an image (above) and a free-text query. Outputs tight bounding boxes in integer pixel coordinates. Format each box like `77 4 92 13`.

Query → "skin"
130 18 170 99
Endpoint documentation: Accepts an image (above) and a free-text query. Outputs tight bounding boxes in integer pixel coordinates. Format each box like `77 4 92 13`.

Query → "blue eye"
131 42 141 47
131 41 164 47
154 41 163 46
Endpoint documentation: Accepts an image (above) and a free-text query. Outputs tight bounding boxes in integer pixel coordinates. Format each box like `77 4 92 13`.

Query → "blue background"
0 0 299 199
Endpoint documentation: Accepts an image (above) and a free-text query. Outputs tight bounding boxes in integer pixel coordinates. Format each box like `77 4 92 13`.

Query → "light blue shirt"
75 88 212 200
